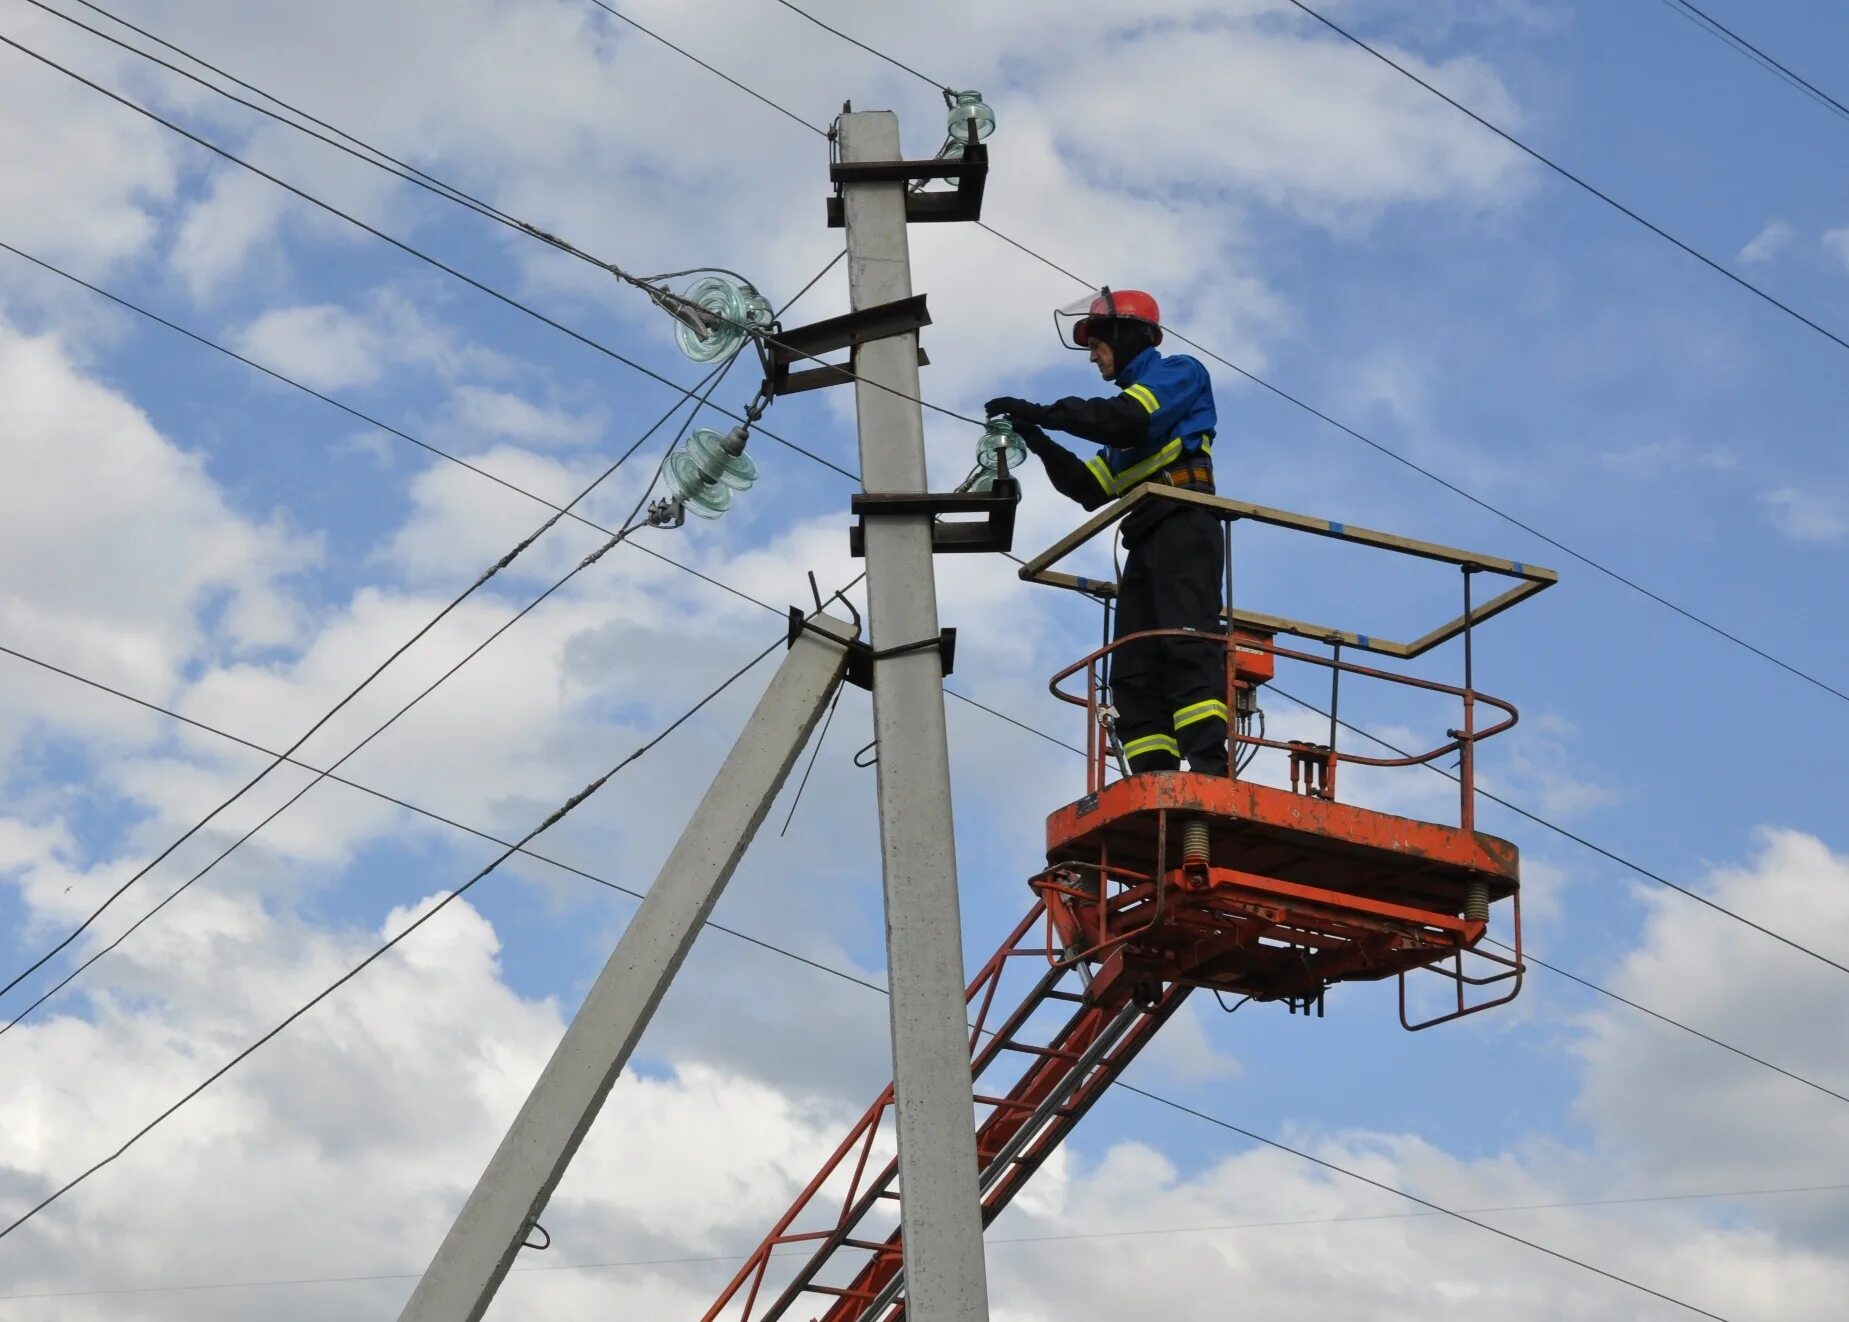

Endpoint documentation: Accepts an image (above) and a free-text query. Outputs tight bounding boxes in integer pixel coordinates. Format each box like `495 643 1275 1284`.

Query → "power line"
11 6 990 432
0 30 867 479
1114 1083 1733 1320
580 0 1849 714
0 621 1804 1314
0 629 1750 1322
0 393 710 1035
0 246 843 1027
0 233 1060 766
8 1179 1842 1301
763 0 953 94
1266 682 1849 980
14 210 1843 1106
0 325 722 1006
1274 0 1849 356
0 620 810 1243
1 30 1832 1296
0 238 844 574
56 0 1849 712
0 415 654 1005
585 0 828 138
1650 0 1849 126
543 2 1849 971
11 624 1844 1116
0 640 891 1002
1489 939 1849 1109
10 232 1840 1096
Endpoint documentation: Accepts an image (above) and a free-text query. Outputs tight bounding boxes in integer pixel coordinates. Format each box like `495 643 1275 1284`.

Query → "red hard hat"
1062 288 1163 349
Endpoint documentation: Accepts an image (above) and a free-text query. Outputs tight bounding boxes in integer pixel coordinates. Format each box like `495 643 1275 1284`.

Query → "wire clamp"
786 608 956 690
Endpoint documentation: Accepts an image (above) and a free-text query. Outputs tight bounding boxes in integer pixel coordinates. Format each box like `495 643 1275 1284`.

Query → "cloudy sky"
2 1 1847 1318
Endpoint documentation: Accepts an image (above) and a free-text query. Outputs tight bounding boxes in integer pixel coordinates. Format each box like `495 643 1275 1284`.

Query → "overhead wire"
1647 0 1849 127
11 615 1841 1118
6 5 990 430
530 1 1849 971
0 404 648 1004
0 232 1064 770
0 238 843 572
0 624 1755 1322
1264 682 1849 980
1272 0 1849 357
0 367 723 1035
1112 1082 1733 1321
0 247 844 1029
0 29 867 479
0 639 890 1001
7 225 1839 1100
0 12 1832 1300
47 0 1849 714
763 0 954 95
8 1179 1844 1301
573 0 1849 712
0 609 847 1244
1 632 1831 1320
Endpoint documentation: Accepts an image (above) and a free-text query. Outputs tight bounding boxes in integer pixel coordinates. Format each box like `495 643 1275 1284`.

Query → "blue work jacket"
1080 347 1217 499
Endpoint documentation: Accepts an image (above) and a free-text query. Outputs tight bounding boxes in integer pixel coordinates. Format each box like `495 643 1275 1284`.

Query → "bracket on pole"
826 141 988 228
849 478 1020 558
769 294 933 396
789 607 956 690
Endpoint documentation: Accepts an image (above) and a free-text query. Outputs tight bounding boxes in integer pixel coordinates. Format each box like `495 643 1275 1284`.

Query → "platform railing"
1047 626 1519 830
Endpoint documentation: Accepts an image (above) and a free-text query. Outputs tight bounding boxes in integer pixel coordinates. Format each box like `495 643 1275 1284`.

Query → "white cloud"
1824 226 1849 273
233 289 511 393
445 385 606 449
0 317 315 757
234 301 387 390
1737 218 1795 266
169 167 291 300
0 12 179 274
1572 829 1849 1245
1761 487 1849 544
6 826 1849 1319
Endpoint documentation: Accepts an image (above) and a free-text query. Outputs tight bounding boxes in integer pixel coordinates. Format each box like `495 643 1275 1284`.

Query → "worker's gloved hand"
985 396 1049 425
1012 420 1054 455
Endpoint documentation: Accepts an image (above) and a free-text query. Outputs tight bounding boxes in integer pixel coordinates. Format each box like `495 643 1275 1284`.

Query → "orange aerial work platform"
701 486 1556 1322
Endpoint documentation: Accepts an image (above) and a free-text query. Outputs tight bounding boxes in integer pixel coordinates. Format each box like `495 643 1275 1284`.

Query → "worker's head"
1060 289 1163 381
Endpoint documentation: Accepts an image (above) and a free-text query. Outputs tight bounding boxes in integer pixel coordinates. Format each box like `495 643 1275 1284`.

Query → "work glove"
1012 419 1054 456
984 396 1049 425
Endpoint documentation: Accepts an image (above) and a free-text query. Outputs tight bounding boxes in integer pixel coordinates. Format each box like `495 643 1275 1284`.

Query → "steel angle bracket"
787 609 957 691
826 139 988 228
849 477 1020 558
769 294 932 396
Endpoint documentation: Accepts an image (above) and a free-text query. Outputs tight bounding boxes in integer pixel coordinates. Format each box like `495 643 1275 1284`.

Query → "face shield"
1054 288 1118 351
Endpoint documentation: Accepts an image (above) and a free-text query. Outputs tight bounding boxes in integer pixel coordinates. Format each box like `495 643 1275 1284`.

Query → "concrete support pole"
398 615 858 1322
838 109 991 1321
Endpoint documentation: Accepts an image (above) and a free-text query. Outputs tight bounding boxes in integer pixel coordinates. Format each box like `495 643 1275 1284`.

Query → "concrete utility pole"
399 614 858 1322
837 109 992 1320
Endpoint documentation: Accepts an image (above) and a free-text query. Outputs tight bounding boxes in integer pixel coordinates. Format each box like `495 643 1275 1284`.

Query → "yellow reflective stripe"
1200 436 1213 456
1111 438 1184 491
1172 699 1229 730
1122 733 1180 760
1085 454 1116 495
1123 383 1159 414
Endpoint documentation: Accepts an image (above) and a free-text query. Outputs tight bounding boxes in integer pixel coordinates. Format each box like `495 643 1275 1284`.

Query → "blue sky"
1 1 1847 1318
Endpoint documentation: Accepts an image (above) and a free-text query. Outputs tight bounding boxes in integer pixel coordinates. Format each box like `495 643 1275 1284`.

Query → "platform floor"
1045 771 1518 917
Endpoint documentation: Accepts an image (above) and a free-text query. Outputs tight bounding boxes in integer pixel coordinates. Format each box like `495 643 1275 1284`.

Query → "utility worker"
987 288 1228 777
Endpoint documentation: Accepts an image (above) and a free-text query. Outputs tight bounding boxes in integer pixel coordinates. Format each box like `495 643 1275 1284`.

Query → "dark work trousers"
1110 505 1229 775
